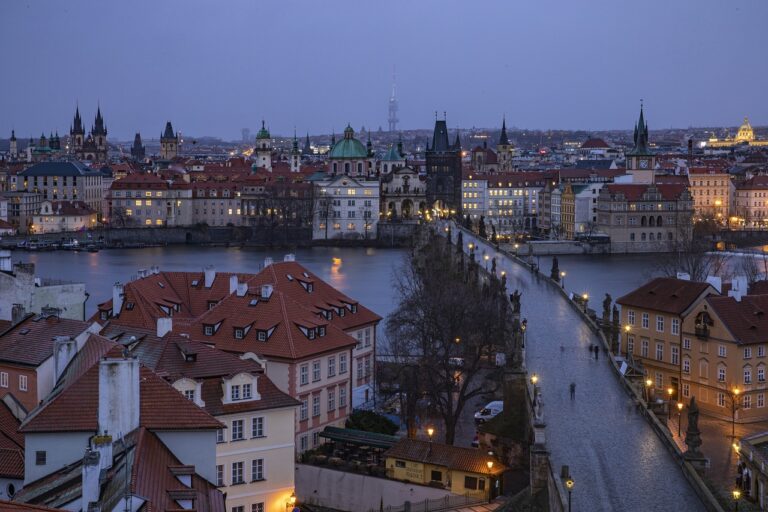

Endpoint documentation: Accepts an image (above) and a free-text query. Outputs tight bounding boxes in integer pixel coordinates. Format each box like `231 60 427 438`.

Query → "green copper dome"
256 120 270 140
382 144 403 161
328 124 368 159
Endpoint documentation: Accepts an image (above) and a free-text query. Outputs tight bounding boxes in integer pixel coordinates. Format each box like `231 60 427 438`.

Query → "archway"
402 199 414 219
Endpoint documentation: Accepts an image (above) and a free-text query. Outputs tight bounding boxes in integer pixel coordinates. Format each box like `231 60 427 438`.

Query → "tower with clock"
626 103 655 184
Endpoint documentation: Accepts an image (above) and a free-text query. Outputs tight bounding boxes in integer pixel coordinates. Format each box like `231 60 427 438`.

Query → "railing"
695 327 710 340
365 493 486 512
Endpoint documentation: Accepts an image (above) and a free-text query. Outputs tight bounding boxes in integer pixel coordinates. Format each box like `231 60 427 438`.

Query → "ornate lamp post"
645 378 653 403
730 387 741 441
624 325 631 357
733 488 741 511
565 477 574 512
677 402 684 437
486 460 494 503
287 492 297 510
560 271 566 289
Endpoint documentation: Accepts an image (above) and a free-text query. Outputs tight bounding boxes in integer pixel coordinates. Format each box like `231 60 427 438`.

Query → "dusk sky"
1 0 766 140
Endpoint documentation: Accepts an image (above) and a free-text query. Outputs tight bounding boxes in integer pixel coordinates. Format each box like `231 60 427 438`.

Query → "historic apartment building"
13 161 104 214
734 175 768 228
687 167 733 220
312 175 380 240
461 172 544 235
596 183 694 253
107 172 193 226
618 277 716 403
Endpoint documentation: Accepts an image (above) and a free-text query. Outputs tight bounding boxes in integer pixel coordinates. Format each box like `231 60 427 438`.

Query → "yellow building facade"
706 117 768 148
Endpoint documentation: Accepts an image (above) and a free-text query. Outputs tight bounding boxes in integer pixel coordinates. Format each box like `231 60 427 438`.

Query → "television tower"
388 68 399 132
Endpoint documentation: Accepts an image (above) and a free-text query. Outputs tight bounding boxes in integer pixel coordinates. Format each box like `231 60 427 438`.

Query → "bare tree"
738 254 762 285
385 231 509 444
655 213 730 282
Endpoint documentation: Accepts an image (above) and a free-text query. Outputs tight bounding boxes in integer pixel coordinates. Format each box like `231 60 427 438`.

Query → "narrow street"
446 224 706 511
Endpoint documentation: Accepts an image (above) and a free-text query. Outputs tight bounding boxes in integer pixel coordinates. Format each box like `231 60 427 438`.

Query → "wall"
155 430 217 483
24 432 92 484
376 222 419 247
0 269 86 322
524 240 610 255
0 364 38 412
0 476 22 501
296 464 455 511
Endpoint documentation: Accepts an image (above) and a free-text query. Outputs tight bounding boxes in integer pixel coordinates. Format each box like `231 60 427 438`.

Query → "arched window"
649 233 654 241
657 216 663 226
344 163 350 174
641 233 646 241
658 232 662 240
357 162 363 174
649 216 655 227
641 216 647 227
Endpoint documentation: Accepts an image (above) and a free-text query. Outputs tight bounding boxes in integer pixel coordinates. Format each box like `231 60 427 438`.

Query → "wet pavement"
448 225 706 512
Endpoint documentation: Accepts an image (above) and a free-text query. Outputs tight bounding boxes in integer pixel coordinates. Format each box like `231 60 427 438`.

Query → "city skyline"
1 0 767 139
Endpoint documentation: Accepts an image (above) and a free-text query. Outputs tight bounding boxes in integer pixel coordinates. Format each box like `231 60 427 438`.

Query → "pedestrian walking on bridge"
594 345 599 360
569 382 576 400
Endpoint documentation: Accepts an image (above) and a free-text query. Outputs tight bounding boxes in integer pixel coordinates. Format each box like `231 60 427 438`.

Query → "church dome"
328 125 368 159
736 117 755 142
256 120 271 140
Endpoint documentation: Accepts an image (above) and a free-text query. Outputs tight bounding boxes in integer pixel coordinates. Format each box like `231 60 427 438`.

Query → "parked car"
474 400 503 424
448 357 465 368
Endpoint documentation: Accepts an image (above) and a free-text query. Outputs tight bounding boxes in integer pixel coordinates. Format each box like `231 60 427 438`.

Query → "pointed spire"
628 101 651 156
397 133 403 157
454 130 461 150
499 116 510 146
10 130 16 141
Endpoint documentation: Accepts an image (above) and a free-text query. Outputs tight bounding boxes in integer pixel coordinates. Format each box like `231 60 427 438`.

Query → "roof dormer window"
308 283 314 293
126 302 135 310
319 326 326 337
204 325 214 336
191 280 199 287
207 301 217 310
249 299 259 307
234 328 244 339
308 328 316 340
257 330 267 342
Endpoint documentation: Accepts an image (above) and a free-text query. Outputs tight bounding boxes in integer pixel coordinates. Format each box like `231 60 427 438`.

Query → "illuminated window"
228 209 233 215
145 191 152 197
125 209 133 216
145 219 152 225
155 219 163 225
135 199 142 206
145 200 152 206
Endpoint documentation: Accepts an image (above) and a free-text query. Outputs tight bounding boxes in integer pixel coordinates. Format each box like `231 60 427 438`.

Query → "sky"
1 0 767 140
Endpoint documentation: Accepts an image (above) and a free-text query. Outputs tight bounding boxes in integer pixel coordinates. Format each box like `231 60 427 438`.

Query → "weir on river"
444 224 706 512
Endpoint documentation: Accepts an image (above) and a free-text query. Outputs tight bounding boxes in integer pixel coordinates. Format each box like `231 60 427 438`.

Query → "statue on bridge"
684 397 705 461
510 289 522 315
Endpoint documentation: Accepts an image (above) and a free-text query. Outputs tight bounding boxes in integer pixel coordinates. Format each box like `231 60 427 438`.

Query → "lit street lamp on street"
623 325 631 356
733 488 741 511
676 402 683 436
560 271 566 289
486 460 494 503
729 387 742 441
645 379 653 403
565 477 574 512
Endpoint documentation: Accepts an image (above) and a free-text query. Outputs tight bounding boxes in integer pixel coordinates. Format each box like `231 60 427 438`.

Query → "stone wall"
519 240 610 256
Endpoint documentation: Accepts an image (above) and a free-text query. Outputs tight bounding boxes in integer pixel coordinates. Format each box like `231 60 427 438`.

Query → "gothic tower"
9 130 17 159
626 103 655 184
92 106 108 158
131 132 145 161
160 121 179 160
388 70 399 132
254 120 272 171
497 117 515 172
425 115 463 212
70 106 85 152
290 132 301 173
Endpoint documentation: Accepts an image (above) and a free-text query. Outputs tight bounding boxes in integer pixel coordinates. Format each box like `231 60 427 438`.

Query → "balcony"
694 326 709 340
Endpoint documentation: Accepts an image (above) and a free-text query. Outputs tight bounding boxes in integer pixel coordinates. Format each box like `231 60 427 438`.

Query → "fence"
365 493 486 512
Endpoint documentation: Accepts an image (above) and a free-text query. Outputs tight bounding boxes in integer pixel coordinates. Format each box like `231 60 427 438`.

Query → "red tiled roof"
604 184 688 202
580 138 610 149
737 176 768 190
688 167 730 175
20 354 223 433
0 315 88 366
0 501 64 511
0 399 23 479
617 278 715 315
384 438 507 475
749 281 768 295
706 295 768 345
39 201 96 216
110 173 169 190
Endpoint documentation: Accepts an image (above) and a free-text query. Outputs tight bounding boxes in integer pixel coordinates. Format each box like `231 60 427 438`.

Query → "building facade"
313 175 379 240
31 200 97 233
107 173 193 226
426 119 462 212
734 176 768 228
687 167 733 221
15 161 103 214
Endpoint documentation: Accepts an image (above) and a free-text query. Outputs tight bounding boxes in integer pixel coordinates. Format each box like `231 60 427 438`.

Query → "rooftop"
617 277 714 315
384 438 507 475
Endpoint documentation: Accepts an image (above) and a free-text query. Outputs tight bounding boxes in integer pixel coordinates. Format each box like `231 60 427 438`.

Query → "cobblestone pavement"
449 225 706 512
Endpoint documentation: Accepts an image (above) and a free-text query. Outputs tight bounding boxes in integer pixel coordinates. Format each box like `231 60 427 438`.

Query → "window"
258 330 267 342
184 389 195 401
641 339 649 358
35 451 46 465
243 383 252 399
312 395 320 417
655 372 663 388
683 338 691 350
217 429 225 443
745 368 752 385
627 336 634 355
395 460 406 468
682 383 690 398
339 387 347 408
641 313 649 329
717 393 725 407
656 316 664 333
671 346 679 365
364 328 372 347
232 420 244 441
364 356 371 376
328 389 336 411
232 462 244 484
745 347 752 359
357 360 364 379
464 476 485 491
231 385 241 401
744 395 752 410
356 331 363 349
759 394 765 408
204 325 214 336
252 504 265 512
300 364 309 386
252 459 264 481
18 375 27 392
683 359 690 374
718 367 726 382
760 366 766 383
300 435 308 452
252 417 264 438
1 372 8 388
431 470 443 482
300 399 308 421
655 343 664 361
339 354 348 374
312 361 321 382
234 328 244 339
760 346 766 358
718 345 727 358
313 431 320 447
627 310 635 325
671 318 680 336
328 356 336 377
216 465 224 486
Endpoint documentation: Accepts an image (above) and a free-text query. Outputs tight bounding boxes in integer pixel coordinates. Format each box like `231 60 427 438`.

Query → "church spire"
629 101 650 156
499 116 510 146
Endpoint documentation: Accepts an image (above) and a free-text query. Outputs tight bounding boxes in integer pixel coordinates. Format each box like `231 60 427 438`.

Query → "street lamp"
730 388 742 441
560 271 566 289
486 460 494 503
427 427 434 442
531 373 539 386
623 325 631 356
287 492 297 509
677 402 683 437
565 477 574 512
667 387 674 401
733 488 741 511
645 378 653 403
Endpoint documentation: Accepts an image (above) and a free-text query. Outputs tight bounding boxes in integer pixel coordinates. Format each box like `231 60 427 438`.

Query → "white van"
474 400 503 424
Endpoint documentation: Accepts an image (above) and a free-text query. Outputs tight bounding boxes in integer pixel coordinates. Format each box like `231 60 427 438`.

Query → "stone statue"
534 390 543 422
510 290 522 314
550 256 560 281
602 294 612 321
684 397 704 457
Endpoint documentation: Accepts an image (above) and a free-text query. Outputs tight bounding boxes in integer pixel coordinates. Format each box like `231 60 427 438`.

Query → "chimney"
53 336 77 383
11 304 25 324
112 283 124 317
204 265 215 288
229 275 238 295
284 253 296 262
81 449 101 511
264 257 273 268
98 357 140 440
729 276 747 302
676 272 691 281
137 269 147 278
237 282 248 297
0 250 11 272
705 275 722 294
261 284 273 300
157 317 173 337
